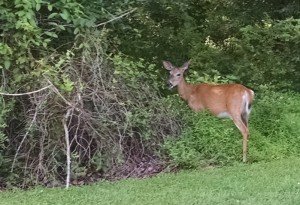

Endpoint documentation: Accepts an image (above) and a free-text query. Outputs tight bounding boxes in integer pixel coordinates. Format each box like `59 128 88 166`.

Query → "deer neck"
177 78 193 101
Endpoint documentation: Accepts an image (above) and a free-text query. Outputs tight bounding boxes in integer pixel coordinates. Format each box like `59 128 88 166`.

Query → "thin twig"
94 8 137 27
0 85 52 96
11 101 40 172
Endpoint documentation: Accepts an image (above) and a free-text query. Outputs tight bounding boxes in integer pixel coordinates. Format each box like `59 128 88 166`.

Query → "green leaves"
0 43 12 70
4 60 11 69
112 54 162 91
48 13 58 19
190 17 300 91
35 3 41 11
60 77 74 92
0 43 12 55
44 31 58 38
60 9 71 22
47 4 53 11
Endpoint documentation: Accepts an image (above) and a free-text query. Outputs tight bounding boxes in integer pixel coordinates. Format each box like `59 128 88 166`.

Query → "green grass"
1 158 300 205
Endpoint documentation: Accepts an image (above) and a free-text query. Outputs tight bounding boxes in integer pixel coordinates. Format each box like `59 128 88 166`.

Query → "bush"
165 111 241 168
1 34 184 187
165 89 300 168
190 18 300 91
249 89 300 161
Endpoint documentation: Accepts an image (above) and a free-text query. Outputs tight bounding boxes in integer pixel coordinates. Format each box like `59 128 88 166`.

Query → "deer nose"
167 81 174 89
166 81 172 87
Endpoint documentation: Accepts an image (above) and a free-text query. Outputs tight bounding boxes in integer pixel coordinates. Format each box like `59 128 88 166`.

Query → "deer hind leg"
241 111 249 128
232 116 249 163
241 99 252 131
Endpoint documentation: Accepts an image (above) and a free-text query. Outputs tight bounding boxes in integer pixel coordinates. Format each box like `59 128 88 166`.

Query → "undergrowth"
165 89 300 168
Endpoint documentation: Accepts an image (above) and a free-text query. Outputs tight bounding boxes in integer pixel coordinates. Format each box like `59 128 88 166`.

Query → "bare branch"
62 108 72 189
94 8 137 27
0 85 52 96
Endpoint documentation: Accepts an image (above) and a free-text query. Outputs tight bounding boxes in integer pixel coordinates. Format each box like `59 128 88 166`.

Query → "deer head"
162 60 190 89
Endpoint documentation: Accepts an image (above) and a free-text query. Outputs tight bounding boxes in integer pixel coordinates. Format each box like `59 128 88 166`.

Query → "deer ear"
182 60 191 71
162 61 174 71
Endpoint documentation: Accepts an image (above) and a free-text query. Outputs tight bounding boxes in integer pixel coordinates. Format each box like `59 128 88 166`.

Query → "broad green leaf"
45 31 58 38
4 60 11 69
58 25 65 30
47 4 53 11
48 13 58 19
60 10 70 22
42 42 47 48
36 3 41 11
48 22 58 26
74 27 79 34
16 10 25 17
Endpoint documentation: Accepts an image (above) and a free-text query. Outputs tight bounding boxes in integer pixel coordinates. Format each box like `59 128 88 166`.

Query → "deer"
163 60 254 162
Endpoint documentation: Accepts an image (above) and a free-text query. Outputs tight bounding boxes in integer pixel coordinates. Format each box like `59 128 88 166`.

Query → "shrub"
165 89 300 168
1 34 184 187
190 18 300 91
249 89 300 161
165 111 241 168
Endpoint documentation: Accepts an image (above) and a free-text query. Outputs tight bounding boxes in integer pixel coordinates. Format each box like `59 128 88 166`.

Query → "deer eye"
176 73 181 76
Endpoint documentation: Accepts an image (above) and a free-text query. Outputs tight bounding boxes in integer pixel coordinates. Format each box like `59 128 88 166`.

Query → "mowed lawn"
1 158 300 205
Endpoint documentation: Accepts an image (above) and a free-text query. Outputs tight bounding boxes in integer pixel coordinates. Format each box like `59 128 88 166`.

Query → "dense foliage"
0 0 299 188
166 90 300 168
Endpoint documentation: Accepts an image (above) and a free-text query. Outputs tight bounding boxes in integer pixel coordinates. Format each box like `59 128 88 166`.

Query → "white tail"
163 60 254 162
